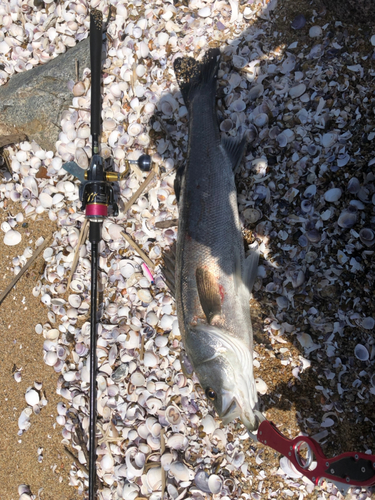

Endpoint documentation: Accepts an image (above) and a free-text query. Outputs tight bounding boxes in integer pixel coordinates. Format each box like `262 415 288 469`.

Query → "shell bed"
1 0 375 499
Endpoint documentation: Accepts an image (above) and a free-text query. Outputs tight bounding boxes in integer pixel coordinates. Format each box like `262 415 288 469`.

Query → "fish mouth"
220 390 241 424
220 389 259 431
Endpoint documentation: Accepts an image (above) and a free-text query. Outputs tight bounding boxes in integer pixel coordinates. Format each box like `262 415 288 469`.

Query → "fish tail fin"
174 48 221 108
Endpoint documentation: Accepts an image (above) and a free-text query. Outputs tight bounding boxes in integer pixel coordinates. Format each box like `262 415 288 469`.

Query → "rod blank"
90 9 103 153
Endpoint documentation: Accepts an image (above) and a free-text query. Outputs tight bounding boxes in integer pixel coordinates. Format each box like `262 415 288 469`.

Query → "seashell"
128 122 143 137
44 351 58 366
103 118 116 131
230 98 246 112
158 32 169 46
18 408 32 430
119 262 135 279
232 55 248 69
289 83 306 98
337 206 358 228
324 187 342 202
131 371 145 386
146 466 162 490
143 351 158 367
276 132 288 148
208 474 222 494
75 148 88 169
309 26 322 38
280 456 303 478
44 329 59 341
361 317 375 330
24 176 38 197
75 343 89 357
322 132 337 148
201 414 216 434
281 56 296 74
73 81 85 96
160 314 175 331
39 192 53 208
254 113 268 127
306 229 321 243
138 289 153 303
337 153 350 167
194 470 210 493
347 177 360 194
167 434 188 450
255 378 268 395
248 84 264 101
291 14 306 30
169 461 190 482
101 453 114 472
198 6 211 17
359 228 375 247
354 344 369 361
220 119 233 132
165 406 182 426
4 230 22 246
25 388 40 406
243 208 262 224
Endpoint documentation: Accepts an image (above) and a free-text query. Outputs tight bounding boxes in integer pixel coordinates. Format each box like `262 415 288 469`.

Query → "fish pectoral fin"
243 243 260 292
195 268 222 324
221 136 247 173
160 242 177 297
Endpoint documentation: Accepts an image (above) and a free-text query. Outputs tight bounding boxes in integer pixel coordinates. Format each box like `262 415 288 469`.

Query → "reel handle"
90 9 103 153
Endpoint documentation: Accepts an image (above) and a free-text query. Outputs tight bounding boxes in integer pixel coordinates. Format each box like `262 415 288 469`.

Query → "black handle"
90 9 103 153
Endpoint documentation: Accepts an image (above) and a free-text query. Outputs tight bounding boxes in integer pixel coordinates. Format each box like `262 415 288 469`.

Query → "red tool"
255 418 375 495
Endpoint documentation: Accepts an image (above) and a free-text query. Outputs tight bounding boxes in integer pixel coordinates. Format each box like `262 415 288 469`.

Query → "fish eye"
205 387 217 400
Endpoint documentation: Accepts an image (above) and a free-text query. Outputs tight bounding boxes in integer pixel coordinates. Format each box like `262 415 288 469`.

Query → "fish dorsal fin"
221 136 247 172
195 268 222 324
243 244 260 292
160 243 176 297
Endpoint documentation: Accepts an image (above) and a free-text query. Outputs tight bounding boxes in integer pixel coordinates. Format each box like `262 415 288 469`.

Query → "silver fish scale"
175 91 253 350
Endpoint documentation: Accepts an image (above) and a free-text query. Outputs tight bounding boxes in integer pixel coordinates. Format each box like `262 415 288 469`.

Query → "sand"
0 200 80 500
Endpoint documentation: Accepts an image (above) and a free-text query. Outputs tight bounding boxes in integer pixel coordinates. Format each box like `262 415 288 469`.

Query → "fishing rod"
63 9 151 498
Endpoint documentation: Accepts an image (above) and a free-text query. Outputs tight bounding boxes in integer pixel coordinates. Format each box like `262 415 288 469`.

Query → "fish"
172 48 260 432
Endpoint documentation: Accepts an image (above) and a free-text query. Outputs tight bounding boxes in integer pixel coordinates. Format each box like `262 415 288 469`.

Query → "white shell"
201 414 216 434
361 317 375 330
324 188 342 202
25 388 40 406
322 132 337 148
289 83 306 98
4 230 22 246
208 474 222 494
255 378 268 395
309 26 323 38
128 122 143 136
169 461 190 481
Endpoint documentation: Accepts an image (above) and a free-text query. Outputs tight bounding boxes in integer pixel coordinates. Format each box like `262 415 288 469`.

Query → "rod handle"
90 9 103 151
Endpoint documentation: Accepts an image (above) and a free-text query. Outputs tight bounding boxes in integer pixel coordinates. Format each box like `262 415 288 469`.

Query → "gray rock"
0 38 90 152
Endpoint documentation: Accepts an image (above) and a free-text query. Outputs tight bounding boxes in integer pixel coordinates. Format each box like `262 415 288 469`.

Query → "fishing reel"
63 152 152 221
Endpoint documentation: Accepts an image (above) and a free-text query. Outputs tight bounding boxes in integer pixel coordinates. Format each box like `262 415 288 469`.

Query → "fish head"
186 324 259 432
